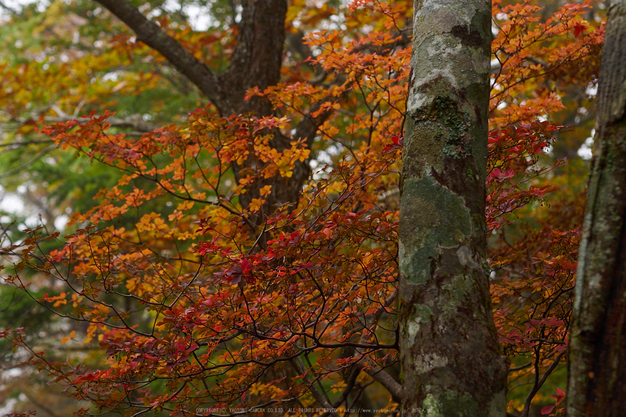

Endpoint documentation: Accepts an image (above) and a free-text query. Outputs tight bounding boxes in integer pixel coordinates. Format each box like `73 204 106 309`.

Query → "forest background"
0 0 607 416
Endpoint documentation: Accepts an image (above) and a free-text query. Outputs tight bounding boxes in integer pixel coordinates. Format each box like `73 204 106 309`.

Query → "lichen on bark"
399 0 507 415
399 176 471 286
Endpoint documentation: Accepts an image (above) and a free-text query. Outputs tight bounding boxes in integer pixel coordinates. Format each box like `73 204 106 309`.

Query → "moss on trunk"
399 0 508 415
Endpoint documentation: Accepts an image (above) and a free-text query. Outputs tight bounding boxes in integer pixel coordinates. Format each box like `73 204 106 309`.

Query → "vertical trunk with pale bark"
399 0 507 415
567 1 626 416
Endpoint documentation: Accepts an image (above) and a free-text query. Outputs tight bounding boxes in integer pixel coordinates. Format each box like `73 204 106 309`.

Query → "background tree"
489 1 604 415
567 0 626 415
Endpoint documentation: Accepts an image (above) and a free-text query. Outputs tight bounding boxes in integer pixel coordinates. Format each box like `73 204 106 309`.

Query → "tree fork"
94 0 319 218
399 0 508 415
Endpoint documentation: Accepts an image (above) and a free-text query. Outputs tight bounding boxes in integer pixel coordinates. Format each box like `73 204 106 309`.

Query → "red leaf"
552 387 566 402
573 23 586 38
383 136 403 152
541 405 555 415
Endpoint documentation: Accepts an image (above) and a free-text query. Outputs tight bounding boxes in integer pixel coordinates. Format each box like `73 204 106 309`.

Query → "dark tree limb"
0 0 17 14
41 114 159 132
94 0 233 113
521 350 566 417
358 362 403 404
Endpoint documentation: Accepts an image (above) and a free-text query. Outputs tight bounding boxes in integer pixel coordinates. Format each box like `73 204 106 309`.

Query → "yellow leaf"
62 330 76 344
260 185 272 197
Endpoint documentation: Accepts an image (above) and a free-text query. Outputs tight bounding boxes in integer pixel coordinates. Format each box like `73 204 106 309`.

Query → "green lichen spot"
414 304 433 322
422 391 480 417
399 176 471 285
411 96 470 160
442 274 474 307
422 394 444 417
405 304 433 342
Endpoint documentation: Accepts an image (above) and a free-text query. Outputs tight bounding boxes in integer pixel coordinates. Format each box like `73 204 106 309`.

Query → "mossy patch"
412 96 470 160
421 390 480 417
399 176 471 285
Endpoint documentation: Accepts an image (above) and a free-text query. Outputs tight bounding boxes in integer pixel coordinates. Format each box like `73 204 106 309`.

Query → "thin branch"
357 362 403 403
521 350 566 417
0 145 55 179
0 139 55 148
0 0 17 13
39 114 159 132
291 357 340 417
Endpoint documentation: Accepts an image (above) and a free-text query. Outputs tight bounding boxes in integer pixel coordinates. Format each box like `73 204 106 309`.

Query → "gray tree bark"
398 0 508 415
567 1 626 416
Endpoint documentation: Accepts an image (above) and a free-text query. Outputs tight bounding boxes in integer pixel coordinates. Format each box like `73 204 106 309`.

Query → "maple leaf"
573 22 586 38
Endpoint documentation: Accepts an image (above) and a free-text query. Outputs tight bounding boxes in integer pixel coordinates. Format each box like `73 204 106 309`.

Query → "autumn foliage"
0 0 604 416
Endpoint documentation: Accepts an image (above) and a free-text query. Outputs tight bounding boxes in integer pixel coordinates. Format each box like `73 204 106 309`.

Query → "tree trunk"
567 1 626 416
398 0 508 415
